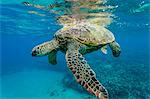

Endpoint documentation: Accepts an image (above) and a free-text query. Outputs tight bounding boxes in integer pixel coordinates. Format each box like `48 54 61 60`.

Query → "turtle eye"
22 2 31 6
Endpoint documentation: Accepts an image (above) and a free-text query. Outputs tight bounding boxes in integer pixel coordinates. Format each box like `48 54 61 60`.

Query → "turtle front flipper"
109 41 121 57
66 42 108 99
48 50 57 65
32 38 59 56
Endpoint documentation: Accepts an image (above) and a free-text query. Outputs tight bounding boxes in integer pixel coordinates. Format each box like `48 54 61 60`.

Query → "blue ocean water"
0 0 150 99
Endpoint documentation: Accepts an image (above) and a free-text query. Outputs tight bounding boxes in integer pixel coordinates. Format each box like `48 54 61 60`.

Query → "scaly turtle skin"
31 19 121 99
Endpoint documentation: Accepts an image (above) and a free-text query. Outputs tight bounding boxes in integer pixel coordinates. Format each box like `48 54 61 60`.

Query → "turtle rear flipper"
109 41 121 57
48 50 57 65
101 45 107 54
66 42 108 99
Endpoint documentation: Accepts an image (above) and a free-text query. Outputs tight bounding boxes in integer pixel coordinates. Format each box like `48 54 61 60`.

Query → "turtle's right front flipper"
32 38 59 56
66 42 108 99
109 41 121 57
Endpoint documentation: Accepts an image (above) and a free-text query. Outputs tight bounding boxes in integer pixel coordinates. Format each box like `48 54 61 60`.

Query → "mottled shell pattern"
55 22 115 46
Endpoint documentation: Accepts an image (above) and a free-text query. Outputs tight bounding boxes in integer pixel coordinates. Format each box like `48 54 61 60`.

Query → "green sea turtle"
31 16 121 99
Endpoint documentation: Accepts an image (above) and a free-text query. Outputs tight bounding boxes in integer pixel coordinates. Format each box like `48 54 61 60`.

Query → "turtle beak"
31 47 39 56
31 49 37 56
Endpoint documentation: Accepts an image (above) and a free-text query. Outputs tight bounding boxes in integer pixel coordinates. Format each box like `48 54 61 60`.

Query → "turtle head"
32 39 59 56
32 42 51 56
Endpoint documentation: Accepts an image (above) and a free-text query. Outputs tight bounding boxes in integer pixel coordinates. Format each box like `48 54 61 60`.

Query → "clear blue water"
0 0 150 99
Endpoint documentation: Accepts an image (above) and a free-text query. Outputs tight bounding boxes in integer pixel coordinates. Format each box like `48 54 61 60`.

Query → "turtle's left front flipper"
48 50 57 65
66 42 108 99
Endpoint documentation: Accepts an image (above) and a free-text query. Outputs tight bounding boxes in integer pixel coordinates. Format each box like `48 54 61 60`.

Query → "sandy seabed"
1 69 96 99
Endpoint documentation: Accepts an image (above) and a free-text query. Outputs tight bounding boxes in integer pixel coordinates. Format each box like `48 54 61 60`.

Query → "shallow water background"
0 0 150 99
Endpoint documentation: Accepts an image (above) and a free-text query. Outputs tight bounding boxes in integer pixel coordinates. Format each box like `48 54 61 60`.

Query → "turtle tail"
66 42 108 99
